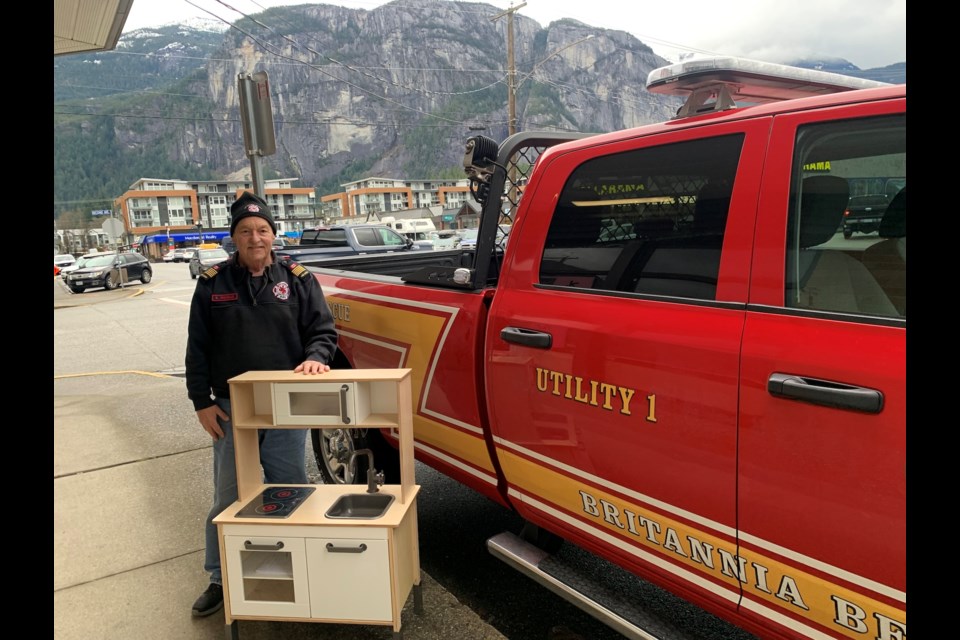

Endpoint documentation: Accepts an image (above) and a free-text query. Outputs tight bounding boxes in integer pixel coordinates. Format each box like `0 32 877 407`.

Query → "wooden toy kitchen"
213 368 422 639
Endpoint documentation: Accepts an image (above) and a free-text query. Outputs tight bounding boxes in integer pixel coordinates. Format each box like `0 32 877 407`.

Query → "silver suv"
189 247 230 279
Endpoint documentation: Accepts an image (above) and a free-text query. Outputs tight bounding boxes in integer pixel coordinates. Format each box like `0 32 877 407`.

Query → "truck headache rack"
646 55 892 118
405 131 584 289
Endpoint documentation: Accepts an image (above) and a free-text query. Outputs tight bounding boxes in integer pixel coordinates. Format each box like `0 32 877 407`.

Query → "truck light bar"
646 56 892 118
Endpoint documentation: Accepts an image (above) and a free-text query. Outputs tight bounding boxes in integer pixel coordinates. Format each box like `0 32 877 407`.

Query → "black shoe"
191 583 223 617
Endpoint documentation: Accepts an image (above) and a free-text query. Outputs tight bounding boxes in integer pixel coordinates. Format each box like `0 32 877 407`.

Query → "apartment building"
321 177 472 219
114 177 317 258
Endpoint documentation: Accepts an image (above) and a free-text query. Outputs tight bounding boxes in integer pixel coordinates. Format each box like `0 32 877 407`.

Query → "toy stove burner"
237 486 316 519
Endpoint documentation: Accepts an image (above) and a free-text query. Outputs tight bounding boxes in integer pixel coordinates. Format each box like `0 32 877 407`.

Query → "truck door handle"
500 327 552 349
767 373 884 413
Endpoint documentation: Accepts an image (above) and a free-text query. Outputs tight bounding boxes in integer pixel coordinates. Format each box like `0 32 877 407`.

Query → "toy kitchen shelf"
214 369 421 640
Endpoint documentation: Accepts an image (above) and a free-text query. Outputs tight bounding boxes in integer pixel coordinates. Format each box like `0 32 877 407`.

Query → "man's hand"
196 404 230 441
295 360 331 375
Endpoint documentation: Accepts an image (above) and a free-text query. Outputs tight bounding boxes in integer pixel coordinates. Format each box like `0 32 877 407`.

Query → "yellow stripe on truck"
329 293 496 475
497 448 906 640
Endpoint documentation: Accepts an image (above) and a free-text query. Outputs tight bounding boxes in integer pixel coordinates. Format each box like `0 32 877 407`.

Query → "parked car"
274 224 427 262
457 228 479 249
63 251 152 293
59 251 101 279
456 226 509 249
171 248 189 262
162 249 177 262
189 247 230 279
54 253 77 271
842 194 889 238
429 230 460 250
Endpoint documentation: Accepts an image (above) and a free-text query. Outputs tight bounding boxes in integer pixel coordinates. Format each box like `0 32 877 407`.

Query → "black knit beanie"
230 192 276 235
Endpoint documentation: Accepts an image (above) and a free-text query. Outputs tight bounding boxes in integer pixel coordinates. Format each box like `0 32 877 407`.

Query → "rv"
381 217 437 245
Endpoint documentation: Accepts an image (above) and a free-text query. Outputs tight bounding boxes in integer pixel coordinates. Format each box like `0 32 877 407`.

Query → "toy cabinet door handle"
326 543 368 554
244 540 285 551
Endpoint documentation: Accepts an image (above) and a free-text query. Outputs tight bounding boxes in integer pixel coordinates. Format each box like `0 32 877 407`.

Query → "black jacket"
185 254 338 411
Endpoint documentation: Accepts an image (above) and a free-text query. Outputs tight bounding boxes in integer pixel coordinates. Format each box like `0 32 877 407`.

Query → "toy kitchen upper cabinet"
272 380 369 426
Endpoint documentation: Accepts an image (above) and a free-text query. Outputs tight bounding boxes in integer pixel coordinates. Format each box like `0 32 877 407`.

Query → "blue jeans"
203 396 308 585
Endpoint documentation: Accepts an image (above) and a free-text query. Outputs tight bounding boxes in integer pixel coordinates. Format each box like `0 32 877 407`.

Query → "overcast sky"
123 0 906 70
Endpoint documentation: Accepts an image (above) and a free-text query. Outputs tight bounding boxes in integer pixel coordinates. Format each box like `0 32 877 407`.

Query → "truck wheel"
843 228 853 239
312 428 370 485
519 521 565 554
311 427 401 485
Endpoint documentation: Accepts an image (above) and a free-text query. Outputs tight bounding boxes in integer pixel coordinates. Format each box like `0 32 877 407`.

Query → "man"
184 191 338 617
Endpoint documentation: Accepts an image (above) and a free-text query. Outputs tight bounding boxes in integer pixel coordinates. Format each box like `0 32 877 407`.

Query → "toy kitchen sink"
213 369 421 639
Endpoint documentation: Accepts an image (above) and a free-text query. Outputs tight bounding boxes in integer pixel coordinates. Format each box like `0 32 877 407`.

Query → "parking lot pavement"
53 273 150 309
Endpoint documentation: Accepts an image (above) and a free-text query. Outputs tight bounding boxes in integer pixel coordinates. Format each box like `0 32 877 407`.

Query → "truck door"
485 118 770 618
739 104 906 638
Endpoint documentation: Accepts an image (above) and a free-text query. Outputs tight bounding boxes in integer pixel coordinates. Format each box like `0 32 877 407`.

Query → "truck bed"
301 248 492 284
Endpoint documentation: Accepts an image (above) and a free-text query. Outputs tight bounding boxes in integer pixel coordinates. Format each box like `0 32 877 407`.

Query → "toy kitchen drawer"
272 381 370 426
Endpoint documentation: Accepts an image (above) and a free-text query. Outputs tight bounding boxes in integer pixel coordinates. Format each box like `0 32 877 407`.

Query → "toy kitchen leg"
221 583 423 639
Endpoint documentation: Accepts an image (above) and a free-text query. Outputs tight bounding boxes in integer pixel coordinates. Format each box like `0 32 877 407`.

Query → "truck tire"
309 355 403 486
311 427 401 485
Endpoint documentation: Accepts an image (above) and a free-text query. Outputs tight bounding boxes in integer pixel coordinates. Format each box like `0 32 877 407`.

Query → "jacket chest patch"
272 281 291 301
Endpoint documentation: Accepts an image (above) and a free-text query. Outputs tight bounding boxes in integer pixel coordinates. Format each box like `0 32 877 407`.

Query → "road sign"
239 71 277 157
92 209 112 217
102 218 124 240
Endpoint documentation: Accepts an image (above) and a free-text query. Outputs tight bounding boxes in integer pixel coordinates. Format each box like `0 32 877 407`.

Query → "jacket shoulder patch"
281 257 311 281
199 264 221 280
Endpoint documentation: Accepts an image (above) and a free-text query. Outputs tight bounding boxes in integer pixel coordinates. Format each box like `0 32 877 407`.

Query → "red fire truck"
304 57 906 640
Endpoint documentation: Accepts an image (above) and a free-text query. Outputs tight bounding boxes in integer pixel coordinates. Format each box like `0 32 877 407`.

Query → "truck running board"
487 531 687 640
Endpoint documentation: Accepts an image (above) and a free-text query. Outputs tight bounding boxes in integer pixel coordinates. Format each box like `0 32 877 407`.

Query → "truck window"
308 230 349 247
785 114 905 318
353 228 380 246
376 228 408 246
539 134 744 300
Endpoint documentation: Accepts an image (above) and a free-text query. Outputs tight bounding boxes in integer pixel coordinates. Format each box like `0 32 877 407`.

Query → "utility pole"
491 2 526 215
491 2 526 137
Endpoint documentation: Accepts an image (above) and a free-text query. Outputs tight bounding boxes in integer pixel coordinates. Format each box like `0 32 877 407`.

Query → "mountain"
52 0 906 219
788 57 906 84
53 21 226 103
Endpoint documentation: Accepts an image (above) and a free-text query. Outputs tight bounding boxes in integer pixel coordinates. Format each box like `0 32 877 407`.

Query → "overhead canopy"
54 0 134 57
142 231 230 245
